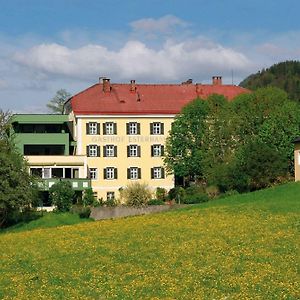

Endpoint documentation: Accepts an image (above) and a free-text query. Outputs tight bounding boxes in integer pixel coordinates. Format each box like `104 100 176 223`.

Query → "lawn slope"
1 183 299 299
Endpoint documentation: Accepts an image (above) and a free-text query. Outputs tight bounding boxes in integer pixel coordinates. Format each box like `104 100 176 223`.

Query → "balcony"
26 155 86 166
37 178 91 191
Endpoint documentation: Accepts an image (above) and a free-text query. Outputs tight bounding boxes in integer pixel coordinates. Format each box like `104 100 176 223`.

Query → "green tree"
47 89 71 114
82 188 95 207
201 94 235 182
0 110 38 227
164 98 209 182
49 181 75 212
239 60 300 102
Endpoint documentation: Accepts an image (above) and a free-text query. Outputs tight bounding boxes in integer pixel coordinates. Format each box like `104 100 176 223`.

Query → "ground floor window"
151 167 165 179
106 191 115 201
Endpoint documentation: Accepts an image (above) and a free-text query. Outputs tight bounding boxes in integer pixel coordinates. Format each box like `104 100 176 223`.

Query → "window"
151 167 165 179
43 168 51 179
103 145 117 157
103 122 117 135
89 168 98 180
30 168 42 177
87 145 100 157
104 167 117 180
150 122 164 135
127 167 141 180
107 192 115 201
126 122 140 135
127 145 141 157
86 122 100 135
151 144 164 157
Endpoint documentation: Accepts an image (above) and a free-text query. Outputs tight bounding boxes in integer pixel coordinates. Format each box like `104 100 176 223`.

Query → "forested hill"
239 60 300 102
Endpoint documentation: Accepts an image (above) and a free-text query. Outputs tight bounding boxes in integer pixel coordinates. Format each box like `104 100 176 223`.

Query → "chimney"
212 76 222 85
102 78 111 93
130 80 136 92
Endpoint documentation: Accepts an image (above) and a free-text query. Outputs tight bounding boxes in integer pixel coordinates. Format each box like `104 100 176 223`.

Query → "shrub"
147 199 165 206
49 181 75 212
82 188 95 207
121 182 152 207
168 187 185 203
105 197 118 207
156 187 168 202
70 205 91 218
205 185 220 199
219 190 239 198
182 193 209 204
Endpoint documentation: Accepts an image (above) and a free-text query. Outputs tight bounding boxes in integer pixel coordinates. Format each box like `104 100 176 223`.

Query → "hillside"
1 183 299 299
239 60 300 101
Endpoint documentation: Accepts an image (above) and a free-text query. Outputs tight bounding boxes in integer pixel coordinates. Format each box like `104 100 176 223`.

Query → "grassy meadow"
1 182 299 299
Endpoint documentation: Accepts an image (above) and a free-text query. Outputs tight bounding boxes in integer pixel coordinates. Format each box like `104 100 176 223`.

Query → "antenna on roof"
231 70 234 85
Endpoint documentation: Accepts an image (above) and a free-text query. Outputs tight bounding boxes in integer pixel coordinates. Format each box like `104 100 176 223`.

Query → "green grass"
1 212 93 233
0 182 299 299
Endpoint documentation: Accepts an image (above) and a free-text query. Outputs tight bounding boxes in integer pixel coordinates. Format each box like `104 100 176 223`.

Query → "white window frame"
130 167 138 180
105 122 114 135
89 168 98 180
153 145 162 157
43 168 51 179
153 167 162 179
89 122 98 135
106 167 115 180
152 122 162 135
129 145 138 157
88 145 98 157
129 122 138 135
105 145 115 157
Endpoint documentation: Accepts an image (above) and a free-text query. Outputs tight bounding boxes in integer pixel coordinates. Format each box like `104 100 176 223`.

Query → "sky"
0 0 299 112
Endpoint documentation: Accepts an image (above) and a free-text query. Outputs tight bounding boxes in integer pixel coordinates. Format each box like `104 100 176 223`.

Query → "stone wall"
90 205 177 220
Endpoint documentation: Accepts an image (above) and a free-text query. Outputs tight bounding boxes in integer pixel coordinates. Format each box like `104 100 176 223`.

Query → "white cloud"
13 38 251 83
130 15 189 34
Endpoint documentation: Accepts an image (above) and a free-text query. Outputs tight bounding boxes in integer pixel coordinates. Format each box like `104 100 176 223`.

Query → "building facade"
13 77 249 203
293 137 300 181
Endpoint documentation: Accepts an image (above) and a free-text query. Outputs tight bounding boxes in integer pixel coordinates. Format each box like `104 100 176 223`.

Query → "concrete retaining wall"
90 205 178 220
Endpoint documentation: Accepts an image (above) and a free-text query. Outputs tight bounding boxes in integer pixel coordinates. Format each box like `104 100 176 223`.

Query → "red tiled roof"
71 82 250 115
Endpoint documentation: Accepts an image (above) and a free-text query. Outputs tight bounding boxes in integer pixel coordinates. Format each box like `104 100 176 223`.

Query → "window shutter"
137 146 141 157
103 146 106 157
114 146 117 157
161 145 164 156
127 146 130 157
103 123 106 135
114 168 118 179
97 146 100 157
127 168 130 179
138 168 141 179
103 168 107 179
86 145 90 157
97 123 100 135
137 123 141 134
161 168 165 179
151 168 154 179
161 123 164 135
151 145 154 157
150 123 153 134
126 123 130 135
86 123 89 135
113 123 117 135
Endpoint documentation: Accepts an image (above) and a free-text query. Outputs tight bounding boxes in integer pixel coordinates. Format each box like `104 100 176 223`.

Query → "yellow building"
63 77 249 201
293 137 300 182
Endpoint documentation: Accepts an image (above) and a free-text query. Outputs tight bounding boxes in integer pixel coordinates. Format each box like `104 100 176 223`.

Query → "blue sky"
0 0 299 112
